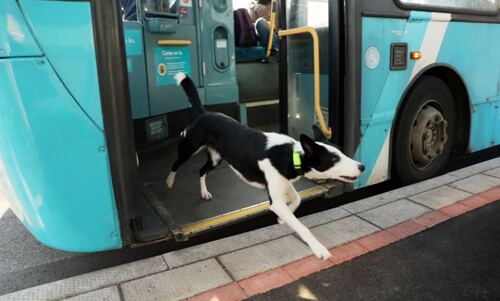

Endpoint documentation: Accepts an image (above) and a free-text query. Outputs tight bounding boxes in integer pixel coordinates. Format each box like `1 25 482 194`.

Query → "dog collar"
293 150 304 175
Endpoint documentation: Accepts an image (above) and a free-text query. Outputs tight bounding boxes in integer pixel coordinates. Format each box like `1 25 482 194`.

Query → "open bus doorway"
129 0 342 245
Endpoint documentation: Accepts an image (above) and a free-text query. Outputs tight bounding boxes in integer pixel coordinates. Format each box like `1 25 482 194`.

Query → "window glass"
400 0 499 11
145 0 178 16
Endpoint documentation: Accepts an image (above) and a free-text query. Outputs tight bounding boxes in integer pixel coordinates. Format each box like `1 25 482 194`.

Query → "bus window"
399 0 500 11
145 0 179 16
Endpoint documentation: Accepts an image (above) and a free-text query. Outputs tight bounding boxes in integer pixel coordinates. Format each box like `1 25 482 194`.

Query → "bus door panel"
1 1 41 57
198 0 238 106
125 21 150 120
19 0 104 131
284 0 330 141
0 58 121 252
142 0 203 116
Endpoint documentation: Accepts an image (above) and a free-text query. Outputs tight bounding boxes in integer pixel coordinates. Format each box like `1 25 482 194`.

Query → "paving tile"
121 258 232 301
448 174 500 194
479 187 500 202
341 174 457 214
408 186 472 210
438 203 470 217
309 216 380 249
62 286 121 301
218 235 312 281
164 223 293 269
414 211 451 228
299 207 351 228
328 242 369 265
0 256 168 301
393 174 460 199
238 268 294 297
356 230 399 251
282 255 334 280
187 283 247 301
448 157 500 178
357 199 431 229
386 220 427 239
484 167 500 179
459 195 490 210
163 208 349 270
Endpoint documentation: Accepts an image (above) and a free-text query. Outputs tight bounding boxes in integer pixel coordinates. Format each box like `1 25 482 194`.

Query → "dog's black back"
171 72 364 190
172 73 302 186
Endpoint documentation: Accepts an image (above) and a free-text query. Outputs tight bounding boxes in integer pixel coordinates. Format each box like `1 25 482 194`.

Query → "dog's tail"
175 72 205 117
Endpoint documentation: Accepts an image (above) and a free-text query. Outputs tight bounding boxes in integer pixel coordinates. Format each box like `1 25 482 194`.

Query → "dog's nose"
358 164 365 172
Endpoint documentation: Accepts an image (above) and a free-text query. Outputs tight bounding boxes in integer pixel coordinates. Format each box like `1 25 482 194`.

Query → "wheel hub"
410 103 448 170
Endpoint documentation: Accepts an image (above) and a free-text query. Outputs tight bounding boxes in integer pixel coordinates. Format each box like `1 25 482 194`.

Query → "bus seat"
235 46 267 62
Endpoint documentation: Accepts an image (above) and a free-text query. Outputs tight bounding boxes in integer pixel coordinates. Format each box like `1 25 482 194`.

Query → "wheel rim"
409 100 448 171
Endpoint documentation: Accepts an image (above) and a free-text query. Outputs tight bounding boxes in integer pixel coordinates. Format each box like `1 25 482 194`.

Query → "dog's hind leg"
198 147 223 200
166 155 188 188
166 143 200 188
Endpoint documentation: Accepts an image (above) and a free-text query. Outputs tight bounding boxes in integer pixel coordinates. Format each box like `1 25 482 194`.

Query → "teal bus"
0 0 499 252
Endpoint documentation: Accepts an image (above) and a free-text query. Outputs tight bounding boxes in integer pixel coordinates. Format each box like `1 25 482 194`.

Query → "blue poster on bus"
124 29 143 56
154 47 191 86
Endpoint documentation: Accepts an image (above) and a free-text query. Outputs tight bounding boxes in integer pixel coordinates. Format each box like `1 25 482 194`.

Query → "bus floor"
133 132 333 244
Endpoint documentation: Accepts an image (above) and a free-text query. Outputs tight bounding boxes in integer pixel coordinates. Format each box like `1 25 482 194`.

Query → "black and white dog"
167 73 365 259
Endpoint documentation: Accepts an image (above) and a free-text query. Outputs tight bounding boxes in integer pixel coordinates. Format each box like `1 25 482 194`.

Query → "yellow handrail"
278 27 332 138
266 0 277 57
157 40 192 46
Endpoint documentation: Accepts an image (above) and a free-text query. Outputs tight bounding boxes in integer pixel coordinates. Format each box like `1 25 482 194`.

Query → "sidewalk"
1 158 500 301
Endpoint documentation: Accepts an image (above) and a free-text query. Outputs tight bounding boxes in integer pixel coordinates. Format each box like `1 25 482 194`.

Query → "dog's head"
300 125 364 183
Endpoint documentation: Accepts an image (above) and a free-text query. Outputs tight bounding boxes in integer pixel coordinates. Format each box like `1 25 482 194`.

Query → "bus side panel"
437 22 500 151
0 58 121 252
19 0 104 130
356 13 431 188
1 0 42 57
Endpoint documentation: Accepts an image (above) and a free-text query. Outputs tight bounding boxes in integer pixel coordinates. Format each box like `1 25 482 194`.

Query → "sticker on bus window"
180 0 192 7
154 47 191 86
180 7 188 19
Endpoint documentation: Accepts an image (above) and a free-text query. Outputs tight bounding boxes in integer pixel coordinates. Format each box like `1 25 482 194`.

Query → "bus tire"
392 75 455 185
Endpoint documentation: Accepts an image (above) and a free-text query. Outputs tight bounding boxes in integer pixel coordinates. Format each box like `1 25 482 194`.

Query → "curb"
186 187 500 300
1 160 499 301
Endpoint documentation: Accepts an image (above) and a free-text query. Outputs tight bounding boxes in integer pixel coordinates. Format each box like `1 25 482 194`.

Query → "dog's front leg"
269 197 331 260
259 159 331 259
277 184 301 225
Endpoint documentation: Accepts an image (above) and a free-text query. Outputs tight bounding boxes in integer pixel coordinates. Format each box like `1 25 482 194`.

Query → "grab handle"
278 27 332 139
157 40 192 46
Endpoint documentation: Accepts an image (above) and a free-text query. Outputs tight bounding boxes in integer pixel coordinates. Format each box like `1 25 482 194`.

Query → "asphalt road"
0 146 499 296
248 200 500 301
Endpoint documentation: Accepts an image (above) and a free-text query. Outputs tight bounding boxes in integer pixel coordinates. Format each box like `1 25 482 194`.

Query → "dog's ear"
300 134 318 157
312 125 328 142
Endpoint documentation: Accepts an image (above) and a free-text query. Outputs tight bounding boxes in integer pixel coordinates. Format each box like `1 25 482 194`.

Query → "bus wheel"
393 76 455 185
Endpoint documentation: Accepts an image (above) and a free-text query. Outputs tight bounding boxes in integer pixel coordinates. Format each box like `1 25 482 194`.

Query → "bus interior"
127 0 341 244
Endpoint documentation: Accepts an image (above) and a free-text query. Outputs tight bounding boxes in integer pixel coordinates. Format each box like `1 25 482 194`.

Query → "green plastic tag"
293 151 302 170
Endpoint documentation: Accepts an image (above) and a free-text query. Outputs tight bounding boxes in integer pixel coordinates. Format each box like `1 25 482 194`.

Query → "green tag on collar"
293 150 302 170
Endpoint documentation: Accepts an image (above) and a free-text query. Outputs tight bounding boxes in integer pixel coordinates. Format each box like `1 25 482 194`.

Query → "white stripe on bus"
366 12 451 186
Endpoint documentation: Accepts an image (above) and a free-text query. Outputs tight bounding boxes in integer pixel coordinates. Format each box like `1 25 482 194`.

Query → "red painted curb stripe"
186 187 499 300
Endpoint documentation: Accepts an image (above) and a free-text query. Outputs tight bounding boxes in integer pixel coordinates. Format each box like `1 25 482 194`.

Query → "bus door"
277 0 345 194
129 0 342 243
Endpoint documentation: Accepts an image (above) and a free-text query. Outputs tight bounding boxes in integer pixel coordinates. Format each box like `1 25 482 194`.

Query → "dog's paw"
166 172 176 188
311 243 331 260
201 190 212 200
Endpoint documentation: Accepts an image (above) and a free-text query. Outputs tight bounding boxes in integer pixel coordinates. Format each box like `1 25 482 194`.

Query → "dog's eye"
332 155 340 163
